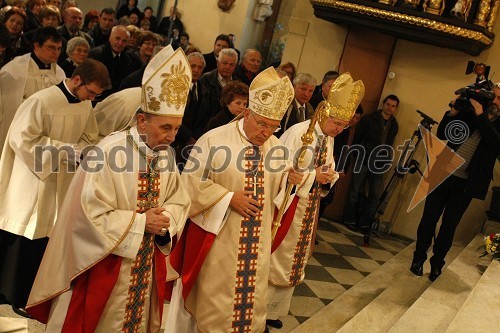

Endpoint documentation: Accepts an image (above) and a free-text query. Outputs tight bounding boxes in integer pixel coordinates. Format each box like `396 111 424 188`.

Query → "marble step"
444 260 500 332
334 243 463 333
388 234 490 333
292 241 461 333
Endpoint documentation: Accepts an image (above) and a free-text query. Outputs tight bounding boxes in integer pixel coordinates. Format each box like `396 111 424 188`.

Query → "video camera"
453 61 495 113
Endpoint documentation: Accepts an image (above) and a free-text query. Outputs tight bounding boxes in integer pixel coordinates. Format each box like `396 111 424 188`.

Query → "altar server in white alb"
267 73 365 329
0 59 110 316
166 67 306 333
26 46 191 332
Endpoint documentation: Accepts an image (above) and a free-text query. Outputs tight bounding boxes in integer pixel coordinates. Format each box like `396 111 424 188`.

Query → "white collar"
63 79 78 99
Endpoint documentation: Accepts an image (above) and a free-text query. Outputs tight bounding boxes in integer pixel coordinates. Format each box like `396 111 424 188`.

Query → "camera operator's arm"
470 99 500 151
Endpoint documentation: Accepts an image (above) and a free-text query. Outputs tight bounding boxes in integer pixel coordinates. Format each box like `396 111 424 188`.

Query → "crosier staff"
271 102 327 246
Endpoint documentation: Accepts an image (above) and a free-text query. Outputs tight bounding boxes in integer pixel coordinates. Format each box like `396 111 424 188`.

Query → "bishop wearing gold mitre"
266 73 365 329
166 67 305 333
26 45 192 332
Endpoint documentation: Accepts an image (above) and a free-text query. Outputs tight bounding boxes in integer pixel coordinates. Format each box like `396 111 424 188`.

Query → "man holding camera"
411 84 500 281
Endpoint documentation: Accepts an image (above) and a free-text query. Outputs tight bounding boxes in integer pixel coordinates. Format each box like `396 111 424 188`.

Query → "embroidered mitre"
141 45 192 117
248 67 294 121
319 72 365 122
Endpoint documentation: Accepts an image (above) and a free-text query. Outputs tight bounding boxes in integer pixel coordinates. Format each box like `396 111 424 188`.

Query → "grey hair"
293 73 317 87
112 25 130 37
66 36 89 56
217 48 238 61
241 48 261 63
187 51 206 67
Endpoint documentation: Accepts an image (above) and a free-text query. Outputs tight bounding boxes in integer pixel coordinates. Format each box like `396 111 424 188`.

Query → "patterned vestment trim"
231 146 265 333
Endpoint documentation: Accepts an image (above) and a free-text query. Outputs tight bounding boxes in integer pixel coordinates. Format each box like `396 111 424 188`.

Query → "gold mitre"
248 67 294 121
322 72 365 121
141 45 192 117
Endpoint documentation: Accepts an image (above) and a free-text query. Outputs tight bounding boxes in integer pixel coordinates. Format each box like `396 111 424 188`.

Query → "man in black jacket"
88 8 115 47
343 94 400 234
57 7 94 62
198 47 238 119
410 85 500 281
202 34 230 73
88 25 139 100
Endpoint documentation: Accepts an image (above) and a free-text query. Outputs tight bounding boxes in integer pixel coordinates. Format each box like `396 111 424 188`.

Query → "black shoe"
429 265 442 282
410 261 423 276
266 319 283 329
12 305 32 318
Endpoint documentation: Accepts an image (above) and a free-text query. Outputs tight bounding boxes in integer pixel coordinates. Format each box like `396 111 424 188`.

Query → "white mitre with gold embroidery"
141 45 192 117
318 72 365 123
248 67 294 121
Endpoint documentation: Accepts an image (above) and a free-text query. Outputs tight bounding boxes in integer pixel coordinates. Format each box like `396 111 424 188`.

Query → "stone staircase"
292 232 500 332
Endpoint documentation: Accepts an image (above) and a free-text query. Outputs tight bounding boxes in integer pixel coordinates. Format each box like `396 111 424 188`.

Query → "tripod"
363 110 438 246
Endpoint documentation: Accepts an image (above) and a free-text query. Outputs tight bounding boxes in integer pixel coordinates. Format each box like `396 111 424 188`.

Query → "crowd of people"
0 1 499 333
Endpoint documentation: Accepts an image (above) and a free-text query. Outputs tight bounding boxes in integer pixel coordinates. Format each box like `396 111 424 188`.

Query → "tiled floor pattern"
267 218 411 332
0 218 410 333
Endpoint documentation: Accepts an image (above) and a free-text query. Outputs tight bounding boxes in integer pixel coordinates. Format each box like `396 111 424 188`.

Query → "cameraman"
411 84 500 281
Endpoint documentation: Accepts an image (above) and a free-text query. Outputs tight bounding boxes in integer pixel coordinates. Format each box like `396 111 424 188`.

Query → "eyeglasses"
44 44 62 52
250 112 281 133
331 120 350 130
83 85 101 98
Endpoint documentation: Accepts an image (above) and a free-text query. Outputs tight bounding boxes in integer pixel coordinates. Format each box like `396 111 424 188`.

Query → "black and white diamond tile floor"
0 218 410 333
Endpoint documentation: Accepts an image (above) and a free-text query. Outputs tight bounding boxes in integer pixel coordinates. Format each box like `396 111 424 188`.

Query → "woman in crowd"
23 5 60 41
117 0 141 20
142 6 156 31
204 80 249 133
82 9 98 33
59 36 89 77
1 7 30 67
24 0 45 32
131 31 159 65
126 24 140 50
278 62 297 82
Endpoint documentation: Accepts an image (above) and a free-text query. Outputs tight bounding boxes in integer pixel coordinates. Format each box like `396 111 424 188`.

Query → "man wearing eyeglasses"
266 73 364 330
343 94 400 235
0 59 110 317
0 26 66 155
166 67 303 333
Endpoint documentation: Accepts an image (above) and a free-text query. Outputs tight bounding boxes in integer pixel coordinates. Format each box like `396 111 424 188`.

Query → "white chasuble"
26 127 190 333
177 120 290 333
270 120 336 288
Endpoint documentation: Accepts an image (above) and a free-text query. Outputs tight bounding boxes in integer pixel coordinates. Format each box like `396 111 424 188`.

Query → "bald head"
63 7 83 33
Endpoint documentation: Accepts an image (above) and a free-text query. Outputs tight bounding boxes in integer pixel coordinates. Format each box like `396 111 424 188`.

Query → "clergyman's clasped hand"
145 207 171 236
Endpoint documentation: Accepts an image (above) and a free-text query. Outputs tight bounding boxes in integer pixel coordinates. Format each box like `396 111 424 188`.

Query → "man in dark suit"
88 8 115 47
411 85 500 282
233 48 262 86
57 6 94 62
343 95 400 234
198 47 238 119
276 72 316 137
310 71 339 109
88 25 139 100
202 34 230 74
172 52 208 170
